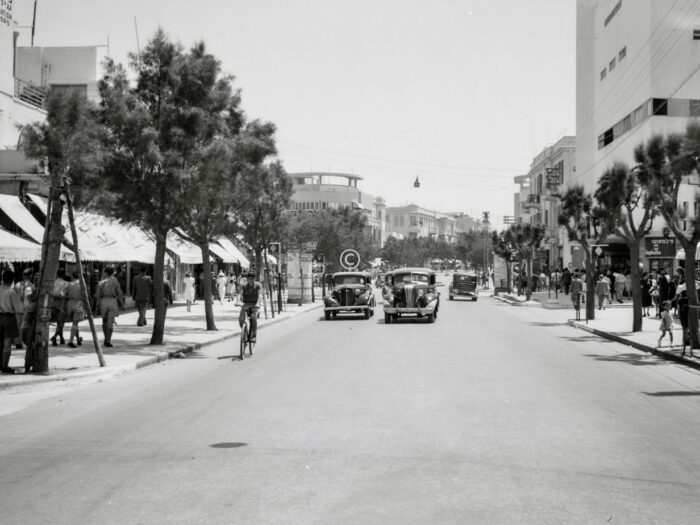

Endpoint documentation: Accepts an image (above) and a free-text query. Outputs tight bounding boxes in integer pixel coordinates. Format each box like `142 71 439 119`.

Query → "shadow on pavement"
642 391 700 397
210 442 248 449
527 322 570 327
584 353 664 366
562 336 614 343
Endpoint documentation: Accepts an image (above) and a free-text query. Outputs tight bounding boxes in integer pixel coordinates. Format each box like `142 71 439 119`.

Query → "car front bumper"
383 304 436 315
324 305 371 312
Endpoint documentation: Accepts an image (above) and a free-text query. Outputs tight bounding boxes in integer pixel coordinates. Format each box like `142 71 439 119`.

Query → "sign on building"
644 237 676 258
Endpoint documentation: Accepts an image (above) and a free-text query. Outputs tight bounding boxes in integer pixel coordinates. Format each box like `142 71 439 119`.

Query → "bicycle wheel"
240 323 248 360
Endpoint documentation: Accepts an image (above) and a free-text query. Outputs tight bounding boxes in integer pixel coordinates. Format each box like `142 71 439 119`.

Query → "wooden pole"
63 187 105 367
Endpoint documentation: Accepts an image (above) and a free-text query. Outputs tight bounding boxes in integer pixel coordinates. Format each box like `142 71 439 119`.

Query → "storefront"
644 237 677 273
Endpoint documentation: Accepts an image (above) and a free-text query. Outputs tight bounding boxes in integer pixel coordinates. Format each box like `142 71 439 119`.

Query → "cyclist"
237 272 263 342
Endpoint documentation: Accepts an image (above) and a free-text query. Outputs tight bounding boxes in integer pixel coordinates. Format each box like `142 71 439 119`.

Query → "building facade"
385 205 477 243
574 0 700 273
287 172 387 247
514 137 575 272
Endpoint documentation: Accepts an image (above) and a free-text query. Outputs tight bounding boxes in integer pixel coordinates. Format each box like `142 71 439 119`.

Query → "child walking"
658 301 674 348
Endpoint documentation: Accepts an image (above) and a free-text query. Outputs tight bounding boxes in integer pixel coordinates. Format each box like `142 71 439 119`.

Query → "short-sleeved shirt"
0 284 22 313
65 281 83 303
53 278 69 298
97 276 124 301
240 282 262 307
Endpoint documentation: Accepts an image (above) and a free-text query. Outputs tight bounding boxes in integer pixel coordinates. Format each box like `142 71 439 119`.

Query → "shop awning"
0 228 45 262
0 194 48 244
209 241 239 263
217 238 250 268
71 212 156 263
676 245 700 260
167 233 203 264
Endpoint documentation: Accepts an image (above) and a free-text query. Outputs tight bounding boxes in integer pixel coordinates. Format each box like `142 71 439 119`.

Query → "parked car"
323 272 375 320
448 272 479 301
382 268 440 324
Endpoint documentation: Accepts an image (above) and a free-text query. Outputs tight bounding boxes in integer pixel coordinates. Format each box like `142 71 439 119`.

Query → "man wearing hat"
96 266 124 347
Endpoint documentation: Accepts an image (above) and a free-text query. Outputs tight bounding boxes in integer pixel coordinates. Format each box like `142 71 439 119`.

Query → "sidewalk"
0 298 323 389
495 293 700 370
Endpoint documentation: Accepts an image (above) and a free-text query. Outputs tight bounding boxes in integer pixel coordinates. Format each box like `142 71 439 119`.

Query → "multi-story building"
513 137 575 272
575 0 700 273
385 205 476 243
287 172 387 247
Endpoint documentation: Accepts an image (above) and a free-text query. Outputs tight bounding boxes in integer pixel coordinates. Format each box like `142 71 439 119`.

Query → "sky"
12 0 576 228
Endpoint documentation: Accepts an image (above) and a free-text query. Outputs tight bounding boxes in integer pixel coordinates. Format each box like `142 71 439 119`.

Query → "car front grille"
340 289 354 306
404 285 414 307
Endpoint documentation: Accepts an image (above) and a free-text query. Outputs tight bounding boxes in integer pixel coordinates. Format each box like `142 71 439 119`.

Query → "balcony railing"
14 78 47 109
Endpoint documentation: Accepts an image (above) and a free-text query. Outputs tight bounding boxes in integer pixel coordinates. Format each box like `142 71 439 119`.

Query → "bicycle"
237 305 258 360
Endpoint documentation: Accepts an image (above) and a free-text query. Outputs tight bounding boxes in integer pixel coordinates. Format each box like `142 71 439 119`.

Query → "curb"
568 320 700 371
0 303 324 390
492 295 543 308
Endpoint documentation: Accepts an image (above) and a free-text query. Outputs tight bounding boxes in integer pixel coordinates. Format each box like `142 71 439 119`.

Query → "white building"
574 0 700 273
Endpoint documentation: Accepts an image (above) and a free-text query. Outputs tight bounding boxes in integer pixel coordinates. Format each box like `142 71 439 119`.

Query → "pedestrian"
658 300 674 348
657 271 670 310
0 270 22 374
96 266 124 348
49 268 69 346
570 271 582 311
132 265 153 327
595 274 610 310
216 270 227 305
561 268 571 295
624 271 632 299
226 273 236 301
613 270 626 303
649 273 660 317
16 268 36 356
63 272 85 348
677 288 690 356
580 271 587 304
641 272 652 317
162 273 174 310
183 271 195 312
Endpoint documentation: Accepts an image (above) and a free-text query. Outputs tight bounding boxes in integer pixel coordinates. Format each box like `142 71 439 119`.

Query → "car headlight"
354 289 361 295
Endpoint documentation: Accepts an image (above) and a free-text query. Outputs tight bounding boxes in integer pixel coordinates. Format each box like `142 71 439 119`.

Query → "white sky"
12 0 576 227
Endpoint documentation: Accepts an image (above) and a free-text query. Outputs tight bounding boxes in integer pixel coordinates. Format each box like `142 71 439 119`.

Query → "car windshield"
334 275 364 285
394 273 429 284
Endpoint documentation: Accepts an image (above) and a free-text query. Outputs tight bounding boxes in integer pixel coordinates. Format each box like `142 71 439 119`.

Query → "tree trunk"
150 231 167 345
263 245 275 318
584 252 596 321
199 242 217 330
505 261 512 294
31 186 65 373
629 239 643 332
685 239 699 350
254 248 263 280
525 257 533 301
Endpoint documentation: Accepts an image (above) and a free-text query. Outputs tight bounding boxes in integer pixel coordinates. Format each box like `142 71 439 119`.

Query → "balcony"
14 78 47 109
525 194 541 209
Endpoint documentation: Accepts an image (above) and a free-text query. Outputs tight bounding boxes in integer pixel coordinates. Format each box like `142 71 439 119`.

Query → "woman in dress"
183 272 195 312
226 273 236 301
641 272 652 317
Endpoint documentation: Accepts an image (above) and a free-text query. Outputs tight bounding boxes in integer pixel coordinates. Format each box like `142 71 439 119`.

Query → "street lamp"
482 211 490 289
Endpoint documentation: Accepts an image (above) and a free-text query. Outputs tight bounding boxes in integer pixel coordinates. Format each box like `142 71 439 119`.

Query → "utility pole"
482 211 490 289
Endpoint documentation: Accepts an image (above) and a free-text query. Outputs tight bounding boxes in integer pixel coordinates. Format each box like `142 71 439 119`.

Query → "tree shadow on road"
642 391 700 397
583 353 663 366
527 322 570 327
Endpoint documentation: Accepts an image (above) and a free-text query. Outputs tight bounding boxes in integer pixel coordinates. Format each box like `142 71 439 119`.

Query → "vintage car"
448 272 479 301
382 268 440 324
323 272 375 320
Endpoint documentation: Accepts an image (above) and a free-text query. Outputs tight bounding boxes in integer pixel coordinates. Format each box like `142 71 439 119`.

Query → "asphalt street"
1 287 700 524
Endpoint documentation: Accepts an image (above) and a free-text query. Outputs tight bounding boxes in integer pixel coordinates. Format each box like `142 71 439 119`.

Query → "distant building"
287 172 387 247
385 205 477 243
514 137 575 271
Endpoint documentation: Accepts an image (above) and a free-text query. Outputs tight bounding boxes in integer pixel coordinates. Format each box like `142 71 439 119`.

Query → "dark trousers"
136 300 148 326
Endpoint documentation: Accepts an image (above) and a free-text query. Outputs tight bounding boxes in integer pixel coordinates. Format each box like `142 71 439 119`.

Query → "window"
600 68 607 81
605 0 622 27
694 26 700 40
609 58 616 71
652 98 668 116
619 46 627 61
690 100 700 117
410 215 417 226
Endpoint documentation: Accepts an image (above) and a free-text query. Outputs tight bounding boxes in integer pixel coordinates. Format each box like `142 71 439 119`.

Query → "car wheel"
332 311 338 318
449 295 454 300
384 313 391 324
364 308 370 319
472 298 478 302
324 310 330 320
426 313 435 323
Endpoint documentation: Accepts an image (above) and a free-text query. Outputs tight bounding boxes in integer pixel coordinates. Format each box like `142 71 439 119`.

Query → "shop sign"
644 237 675 258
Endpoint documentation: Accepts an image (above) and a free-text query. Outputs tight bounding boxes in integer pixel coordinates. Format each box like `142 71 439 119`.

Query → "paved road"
1 292 700 524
